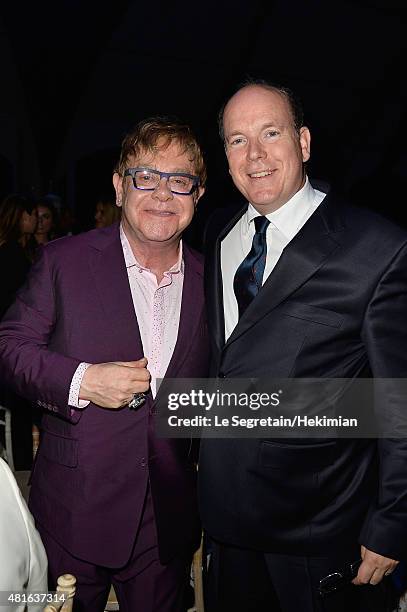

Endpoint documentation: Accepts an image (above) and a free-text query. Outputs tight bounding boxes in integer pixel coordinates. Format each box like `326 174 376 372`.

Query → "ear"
194 186 205 207
113 173 124 207
299 127 311 163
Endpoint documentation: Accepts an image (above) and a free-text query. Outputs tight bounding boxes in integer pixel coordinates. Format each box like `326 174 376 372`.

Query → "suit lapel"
164 244 204 379
87 224 144 359
225 193 346 347
207 203 247 353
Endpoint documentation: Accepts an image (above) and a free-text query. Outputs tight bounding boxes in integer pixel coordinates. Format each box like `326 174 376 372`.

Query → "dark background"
0 0 406 247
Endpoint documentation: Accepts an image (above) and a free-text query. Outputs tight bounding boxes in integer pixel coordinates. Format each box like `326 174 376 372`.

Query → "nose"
246 139 266 162
152 177 174 202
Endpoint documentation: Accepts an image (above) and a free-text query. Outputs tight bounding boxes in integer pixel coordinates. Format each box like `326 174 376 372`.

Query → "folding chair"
189 534 204 612
43 574 76 612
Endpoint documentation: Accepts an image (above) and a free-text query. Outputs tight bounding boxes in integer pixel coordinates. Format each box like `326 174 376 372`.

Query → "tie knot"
253 216 270 235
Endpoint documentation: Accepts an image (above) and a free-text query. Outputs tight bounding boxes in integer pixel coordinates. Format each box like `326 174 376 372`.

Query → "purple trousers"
37 487 191 612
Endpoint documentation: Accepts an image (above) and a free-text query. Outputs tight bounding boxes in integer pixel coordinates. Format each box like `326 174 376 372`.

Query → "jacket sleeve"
0 246 82 422
360 241 407 560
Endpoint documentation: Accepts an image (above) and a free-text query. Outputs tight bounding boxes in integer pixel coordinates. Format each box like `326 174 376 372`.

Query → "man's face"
113 139 203 249
223 85 311 214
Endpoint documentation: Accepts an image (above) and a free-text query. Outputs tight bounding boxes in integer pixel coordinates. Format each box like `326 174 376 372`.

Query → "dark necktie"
233 215 270 318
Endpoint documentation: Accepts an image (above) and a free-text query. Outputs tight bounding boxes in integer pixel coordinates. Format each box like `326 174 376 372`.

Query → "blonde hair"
114 117 206 188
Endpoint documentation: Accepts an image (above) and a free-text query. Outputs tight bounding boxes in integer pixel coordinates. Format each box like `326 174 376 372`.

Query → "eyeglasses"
318 559 361 597
124 167 200 195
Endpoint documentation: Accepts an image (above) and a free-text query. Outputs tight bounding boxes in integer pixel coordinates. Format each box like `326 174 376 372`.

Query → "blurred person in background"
0 193 37 318
34 198 59 245
0 193 38 470
59 206 80 236
94 196 121 228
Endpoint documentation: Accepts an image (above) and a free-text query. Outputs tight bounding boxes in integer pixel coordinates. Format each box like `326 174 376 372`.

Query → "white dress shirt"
221 178 326 340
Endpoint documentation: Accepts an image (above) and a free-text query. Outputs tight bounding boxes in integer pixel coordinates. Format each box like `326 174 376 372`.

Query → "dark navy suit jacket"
199 192 407 561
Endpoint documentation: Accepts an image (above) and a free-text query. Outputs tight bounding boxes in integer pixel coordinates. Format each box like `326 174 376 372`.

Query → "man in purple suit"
0 117 210 611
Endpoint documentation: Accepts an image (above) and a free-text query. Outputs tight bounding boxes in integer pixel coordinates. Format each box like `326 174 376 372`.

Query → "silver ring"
128 393 146 409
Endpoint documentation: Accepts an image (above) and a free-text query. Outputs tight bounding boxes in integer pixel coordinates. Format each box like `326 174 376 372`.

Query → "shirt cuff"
68 362 92 408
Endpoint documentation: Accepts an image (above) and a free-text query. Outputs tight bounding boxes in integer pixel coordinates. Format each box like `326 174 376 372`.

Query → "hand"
352 545 398 586
79 358 150 409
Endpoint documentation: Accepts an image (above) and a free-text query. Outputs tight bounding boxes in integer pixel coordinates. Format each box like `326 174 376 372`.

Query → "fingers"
352 548 398 586
114 358 148 368
126 366 151 388
116 364 151 392
108 359 151 386
80 360 150 408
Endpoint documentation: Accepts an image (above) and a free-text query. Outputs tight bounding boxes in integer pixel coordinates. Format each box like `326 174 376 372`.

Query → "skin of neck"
34 232 48 245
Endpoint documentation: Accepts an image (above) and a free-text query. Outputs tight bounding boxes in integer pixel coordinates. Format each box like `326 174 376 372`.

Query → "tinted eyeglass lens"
134 170 194 193
135 170 159 189
168 175 194 193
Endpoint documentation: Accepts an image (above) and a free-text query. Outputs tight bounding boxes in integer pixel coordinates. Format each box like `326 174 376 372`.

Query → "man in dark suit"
199 80 407 611
0 118 209 611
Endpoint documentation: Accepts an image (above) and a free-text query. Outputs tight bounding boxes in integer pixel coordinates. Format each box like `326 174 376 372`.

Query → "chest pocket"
279 301 343 328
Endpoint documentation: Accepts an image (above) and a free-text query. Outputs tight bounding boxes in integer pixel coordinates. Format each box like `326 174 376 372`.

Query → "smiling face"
223 85 311 214
113 139 204 251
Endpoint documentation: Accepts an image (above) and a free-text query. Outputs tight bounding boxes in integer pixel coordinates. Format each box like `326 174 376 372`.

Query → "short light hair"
114 117 207 188
218 78 305 143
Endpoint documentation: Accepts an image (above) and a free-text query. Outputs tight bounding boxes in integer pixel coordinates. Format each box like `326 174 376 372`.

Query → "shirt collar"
119 224 184 275
245 177 318 241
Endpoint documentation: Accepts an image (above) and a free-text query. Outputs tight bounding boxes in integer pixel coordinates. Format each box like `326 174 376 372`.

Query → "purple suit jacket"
0 223 210 566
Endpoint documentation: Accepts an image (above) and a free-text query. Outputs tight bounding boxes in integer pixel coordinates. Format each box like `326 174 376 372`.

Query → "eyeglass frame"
123 167 200 196
318 559 362 597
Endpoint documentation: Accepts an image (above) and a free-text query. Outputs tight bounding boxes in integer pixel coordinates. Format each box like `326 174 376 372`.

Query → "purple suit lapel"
164 243 204 379
87 223 144 360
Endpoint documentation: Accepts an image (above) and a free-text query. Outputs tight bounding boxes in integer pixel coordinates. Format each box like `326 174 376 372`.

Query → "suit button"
140 458 147 467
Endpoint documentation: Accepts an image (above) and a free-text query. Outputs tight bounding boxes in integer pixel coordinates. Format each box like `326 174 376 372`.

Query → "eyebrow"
226 123 285 139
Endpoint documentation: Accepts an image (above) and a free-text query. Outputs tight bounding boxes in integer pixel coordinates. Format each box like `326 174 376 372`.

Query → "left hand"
352 545 399 586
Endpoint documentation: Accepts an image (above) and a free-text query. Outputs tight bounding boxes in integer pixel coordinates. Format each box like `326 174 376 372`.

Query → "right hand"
79 358 150 409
